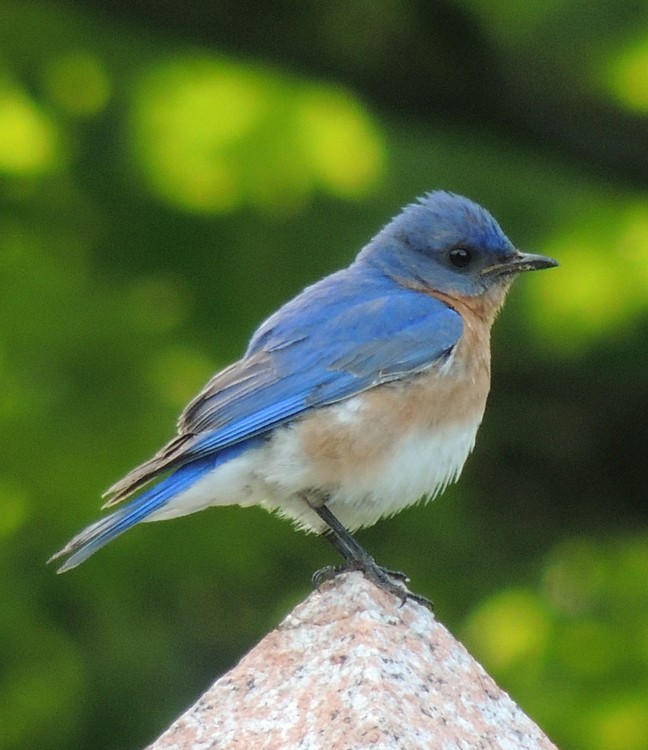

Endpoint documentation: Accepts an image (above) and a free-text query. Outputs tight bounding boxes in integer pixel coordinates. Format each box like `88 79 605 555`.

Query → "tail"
49 455 220 573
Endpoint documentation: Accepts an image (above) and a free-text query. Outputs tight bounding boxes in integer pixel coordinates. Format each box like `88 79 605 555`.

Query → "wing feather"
104 269 462 506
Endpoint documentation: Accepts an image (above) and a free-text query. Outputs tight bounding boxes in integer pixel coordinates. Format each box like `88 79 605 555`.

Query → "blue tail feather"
51 439 262 572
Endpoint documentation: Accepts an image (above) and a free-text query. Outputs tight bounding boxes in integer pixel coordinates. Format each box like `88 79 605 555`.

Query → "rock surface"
147 572 558 750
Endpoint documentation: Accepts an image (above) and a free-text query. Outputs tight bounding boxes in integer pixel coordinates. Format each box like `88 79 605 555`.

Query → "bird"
50 191 557 603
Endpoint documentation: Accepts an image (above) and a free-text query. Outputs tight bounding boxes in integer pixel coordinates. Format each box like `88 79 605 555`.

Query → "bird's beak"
481 250 559 278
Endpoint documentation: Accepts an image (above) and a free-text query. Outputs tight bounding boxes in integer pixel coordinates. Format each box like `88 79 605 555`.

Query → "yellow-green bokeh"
129 54 385 215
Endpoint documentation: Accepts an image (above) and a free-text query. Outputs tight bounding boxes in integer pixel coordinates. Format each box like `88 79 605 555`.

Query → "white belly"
146 406 482 533
260 417 481 531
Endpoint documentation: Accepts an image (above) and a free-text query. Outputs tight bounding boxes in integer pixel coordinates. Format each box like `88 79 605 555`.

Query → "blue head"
356 192 556 298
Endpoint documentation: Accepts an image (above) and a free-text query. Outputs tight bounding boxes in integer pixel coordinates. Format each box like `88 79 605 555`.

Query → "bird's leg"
307 498 431 608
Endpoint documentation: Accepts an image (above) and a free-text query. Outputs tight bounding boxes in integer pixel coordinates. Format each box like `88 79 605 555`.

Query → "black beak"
481 251 559 278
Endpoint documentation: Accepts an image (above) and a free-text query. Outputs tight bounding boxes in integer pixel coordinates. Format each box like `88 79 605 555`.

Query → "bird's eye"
448 247 473 269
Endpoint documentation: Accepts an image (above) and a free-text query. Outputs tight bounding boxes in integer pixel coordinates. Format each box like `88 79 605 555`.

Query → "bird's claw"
312 561 432 609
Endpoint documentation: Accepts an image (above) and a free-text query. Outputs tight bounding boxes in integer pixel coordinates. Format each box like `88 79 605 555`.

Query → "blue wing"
107 266 462 501
51 267 461 570
144 267 461 473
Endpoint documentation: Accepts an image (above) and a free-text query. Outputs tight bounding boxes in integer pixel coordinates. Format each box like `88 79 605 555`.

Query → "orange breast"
296 301 493 485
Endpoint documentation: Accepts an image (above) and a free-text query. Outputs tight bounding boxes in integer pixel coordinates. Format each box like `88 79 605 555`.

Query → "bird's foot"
312 560 432 609
307 502 432 608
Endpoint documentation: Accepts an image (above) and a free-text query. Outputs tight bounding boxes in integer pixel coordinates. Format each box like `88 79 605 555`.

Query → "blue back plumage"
181 268 462 458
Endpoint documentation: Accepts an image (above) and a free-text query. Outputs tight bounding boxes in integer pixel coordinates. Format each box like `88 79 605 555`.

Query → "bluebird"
50 192 557 603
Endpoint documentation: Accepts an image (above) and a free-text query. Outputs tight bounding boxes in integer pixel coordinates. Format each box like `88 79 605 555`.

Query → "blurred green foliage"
1 1 647 749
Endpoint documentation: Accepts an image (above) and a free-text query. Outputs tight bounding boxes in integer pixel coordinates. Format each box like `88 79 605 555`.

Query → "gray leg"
309 501 431 608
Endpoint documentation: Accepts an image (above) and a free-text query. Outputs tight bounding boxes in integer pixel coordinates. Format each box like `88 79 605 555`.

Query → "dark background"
1 2 647 749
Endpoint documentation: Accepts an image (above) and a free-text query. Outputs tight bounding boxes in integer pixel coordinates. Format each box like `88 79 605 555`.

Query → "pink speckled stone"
147 572 558 750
